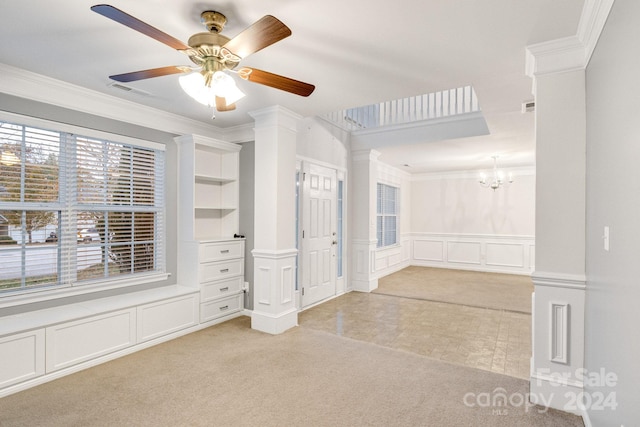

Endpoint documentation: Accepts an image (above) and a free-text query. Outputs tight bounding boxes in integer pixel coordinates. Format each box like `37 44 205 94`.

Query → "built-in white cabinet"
176 135 245 323
198 239 245 322
0 134 246 397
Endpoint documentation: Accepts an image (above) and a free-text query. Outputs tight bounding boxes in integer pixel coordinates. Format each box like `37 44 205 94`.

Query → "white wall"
238 141 255 310
297 117 350 169
411 171 535 235
585 0 640 424
408 170 535 275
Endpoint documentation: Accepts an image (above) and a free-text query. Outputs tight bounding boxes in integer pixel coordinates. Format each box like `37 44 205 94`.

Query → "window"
0 117 165 296
376 183 398 248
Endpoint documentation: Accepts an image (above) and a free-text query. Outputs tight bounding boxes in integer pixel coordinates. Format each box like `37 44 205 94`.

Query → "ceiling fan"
91 4 315 112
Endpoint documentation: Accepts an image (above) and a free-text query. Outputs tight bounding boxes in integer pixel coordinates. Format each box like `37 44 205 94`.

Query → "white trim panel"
0 329 45 389
410 233 535 275
137 294 199 343
45 309 136 372
549 302 569 364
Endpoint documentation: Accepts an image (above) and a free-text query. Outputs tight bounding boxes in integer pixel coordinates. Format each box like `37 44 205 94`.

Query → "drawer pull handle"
219 286 229 292
220 249 230 254
220 268 229 273
220 305 229 311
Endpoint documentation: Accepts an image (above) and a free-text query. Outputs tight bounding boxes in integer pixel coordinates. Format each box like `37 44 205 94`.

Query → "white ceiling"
0 0 584 173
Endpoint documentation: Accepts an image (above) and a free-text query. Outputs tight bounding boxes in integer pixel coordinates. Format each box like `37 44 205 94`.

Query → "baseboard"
251 307 298 334
580 406 593 427
529 372 584 415
411 261 532 276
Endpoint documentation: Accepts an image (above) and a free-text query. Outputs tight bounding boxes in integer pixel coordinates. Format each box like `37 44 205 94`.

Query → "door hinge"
303 172 306 181
302 287 305 296
302 230 305 238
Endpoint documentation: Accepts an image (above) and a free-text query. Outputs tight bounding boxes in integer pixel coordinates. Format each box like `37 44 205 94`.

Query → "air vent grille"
108 82 150 96
522 100 535 113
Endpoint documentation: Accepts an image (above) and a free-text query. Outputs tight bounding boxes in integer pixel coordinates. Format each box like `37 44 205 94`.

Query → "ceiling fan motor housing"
200 11 227 33
186 32 239 69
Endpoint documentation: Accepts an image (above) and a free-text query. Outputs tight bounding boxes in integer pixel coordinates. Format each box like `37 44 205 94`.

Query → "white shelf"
194 206 237 211
194 174 235 184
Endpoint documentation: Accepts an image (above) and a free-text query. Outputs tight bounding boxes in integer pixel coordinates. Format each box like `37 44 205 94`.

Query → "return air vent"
108 82 151 96
522 100 535 113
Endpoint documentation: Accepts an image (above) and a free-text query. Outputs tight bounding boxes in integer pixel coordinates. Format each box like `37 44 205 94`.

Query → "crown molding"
525 0 615 78
410 165 535 182
219 123 255 143
578 0 616 62
0 62 225 138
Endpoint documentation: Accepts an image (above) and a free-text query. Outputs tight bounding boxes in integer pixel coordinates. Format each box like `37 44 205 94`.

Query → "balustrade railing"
322 86 480 131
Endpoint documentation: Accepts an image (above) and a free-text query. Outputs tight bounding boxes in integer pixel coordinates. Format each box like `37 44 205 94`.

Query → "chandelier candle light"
479 155 513 191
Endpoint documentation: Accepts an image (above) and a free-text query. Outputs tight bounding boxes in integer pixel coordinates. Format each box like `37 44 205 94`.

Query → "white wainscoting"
373 235 412 278
530 271 586 415
0 286 209 398
410 233 535 275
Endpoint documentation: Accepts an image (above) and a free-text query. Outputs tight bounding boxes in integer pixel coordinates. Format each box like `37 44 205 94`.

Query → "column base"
352 278 378 293
529 372 583 415
251 307 298 335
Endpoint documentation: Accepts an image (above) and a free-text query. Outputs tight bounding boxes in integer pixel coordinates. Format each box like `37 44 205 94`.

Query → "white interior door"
301 162 337 307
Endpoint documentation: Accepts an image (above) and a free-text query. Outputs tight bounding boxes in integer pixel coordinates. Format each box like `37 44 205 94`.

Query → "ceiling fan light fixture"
178 70 245 108
179 72 213 106
212 71 245 105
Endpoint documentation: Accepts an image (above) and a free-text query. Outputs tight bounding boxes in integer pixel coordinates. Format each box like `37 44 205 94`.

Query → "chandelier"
479 156 513 191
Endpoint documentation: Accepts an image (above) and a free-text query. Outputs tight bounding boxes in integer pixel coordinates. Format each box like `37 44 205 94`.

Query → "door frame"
295 158 348 310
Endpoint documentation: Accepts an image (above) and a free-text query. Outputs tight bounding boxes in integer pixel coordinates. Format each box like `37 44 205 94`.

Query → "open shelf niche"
175 134 242 241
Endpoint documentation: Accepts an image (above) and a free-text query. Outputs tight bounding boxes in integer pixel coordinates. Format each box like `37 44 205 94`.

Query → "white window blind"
0 119 165 295
376 183 398 248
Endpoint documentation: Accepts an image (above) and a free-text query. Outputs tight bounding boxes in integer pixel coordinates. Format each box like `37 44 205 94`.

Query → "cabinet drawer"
199 259 243 282
200 294 243 323
199 241 244 262
201 277 243 302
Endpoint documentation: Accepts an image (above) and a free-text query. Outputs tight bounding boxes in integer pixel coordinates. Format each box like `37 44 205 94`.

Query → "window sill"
0 282 195 338
0 272 170 311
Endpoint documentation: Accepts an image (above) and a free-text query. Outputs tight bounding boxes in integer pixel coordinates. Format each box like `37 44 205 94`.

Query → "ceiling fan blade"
91 4 190 51
238 68 315 97
215 96 236 111
223 15 291 59
109 66 190 83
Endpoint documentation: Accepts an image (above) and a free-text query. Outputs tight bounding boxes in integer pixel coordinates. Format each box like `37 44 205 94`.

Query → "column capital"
249 105 302 131
351 149 381 163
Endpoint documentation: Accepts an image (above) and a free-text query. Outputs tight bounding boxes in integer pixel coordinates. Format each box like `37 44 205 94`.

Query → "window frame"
0 111 168 308
376 182 399 248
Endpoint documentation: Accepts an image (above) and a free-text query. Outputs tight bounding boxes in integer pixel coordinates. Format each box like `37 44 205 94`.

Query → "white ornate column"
350 149 379 292
525 0 613 413
249 106 300 334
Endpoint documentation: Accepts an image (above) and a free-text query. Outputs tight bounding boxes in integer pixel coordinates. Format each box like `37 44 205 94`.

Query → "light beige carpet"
0 317 581 427
375 266 534 313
